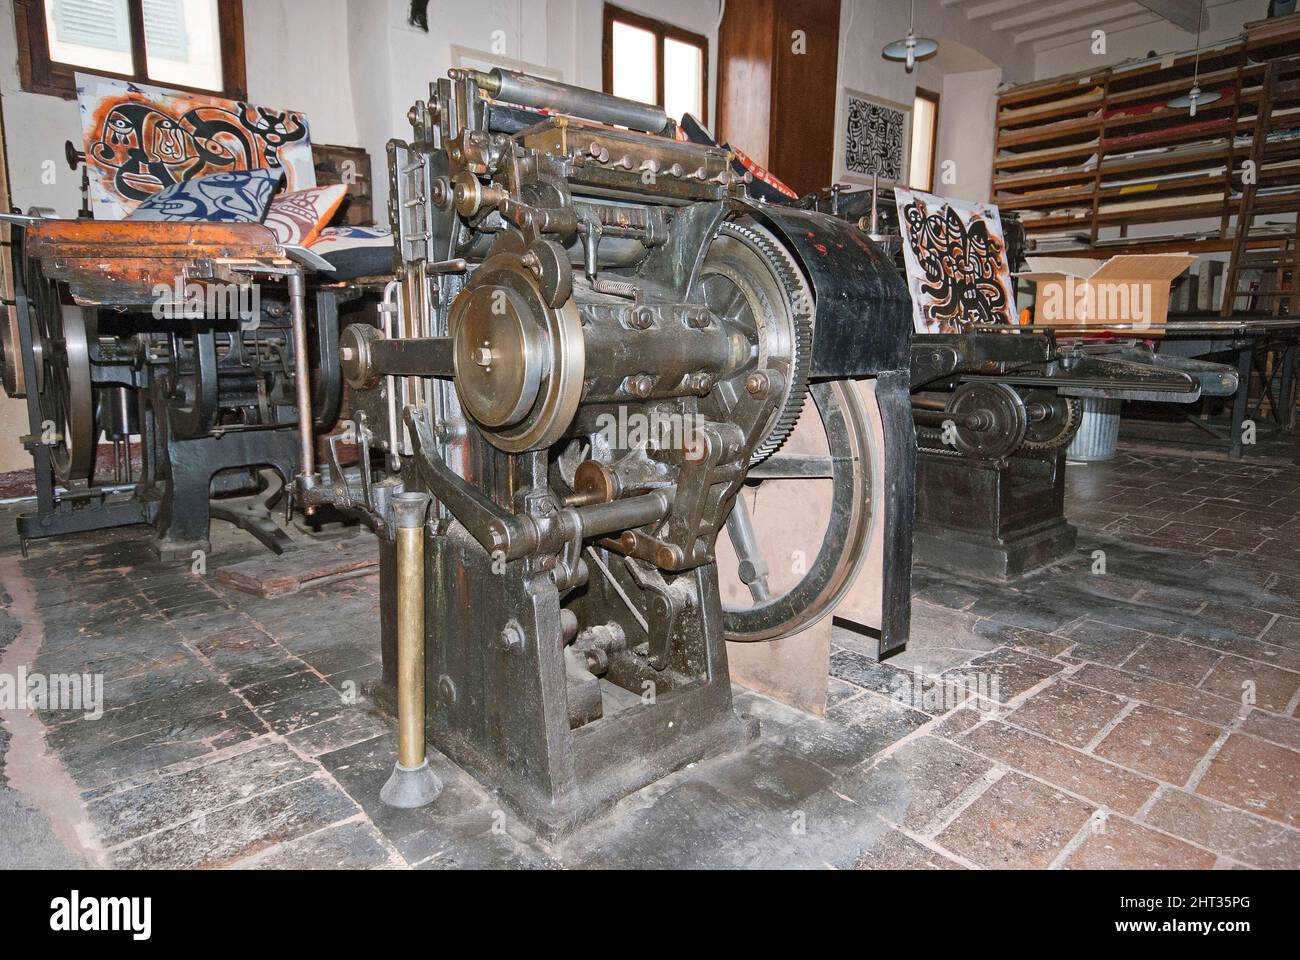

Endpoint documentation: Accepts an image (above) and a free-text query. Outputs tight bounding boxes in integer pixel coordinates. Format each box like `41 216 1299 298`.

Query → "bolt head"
498 623 526 654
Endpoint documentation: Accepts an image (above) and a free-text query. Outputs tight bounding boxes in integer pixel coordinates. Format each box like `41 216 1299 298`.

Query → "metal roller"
464 67 671 134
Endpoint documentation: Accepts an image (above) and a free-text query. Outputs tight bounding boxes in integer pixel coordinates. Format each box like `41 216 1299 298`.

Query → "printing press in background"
799 184 1239 579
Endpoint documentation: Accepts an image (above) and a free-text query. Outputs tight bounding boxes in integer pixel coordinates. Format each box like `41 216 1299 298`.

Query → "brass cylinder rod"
394 491 430 769
379 490 443 808
458 67 670 134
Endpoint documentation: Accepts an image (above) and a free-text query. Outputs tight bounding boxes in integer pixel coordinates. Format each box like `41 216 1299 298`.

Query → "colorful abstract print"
77 73 315 219
894 188 1014 335
126 170 280 223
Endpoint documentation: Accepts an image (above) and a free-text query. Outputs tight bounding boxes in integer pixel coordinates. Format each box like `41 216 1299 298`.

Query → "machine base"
380 759 444 809
366 674 757 839
17 492 155 551
913 450 1077 581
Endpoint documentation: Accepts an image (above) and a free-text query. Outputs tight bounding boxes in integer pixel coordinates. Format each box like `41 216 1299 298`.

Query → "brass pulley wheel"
448 250 584 452
451 284 545 427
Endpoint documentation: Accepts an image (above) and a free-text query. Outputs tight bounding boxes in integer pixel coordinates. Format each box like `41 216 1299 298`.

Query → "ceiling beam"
1134 0 1205 32
1014 5 1155 43
966 0 1031 19
992 0 1139 32
1030 12 1161 48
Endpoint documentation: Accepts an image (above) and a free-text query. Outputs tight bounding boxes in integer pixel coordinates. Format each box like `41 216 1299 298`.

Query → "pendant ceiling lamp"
1168 0 1221 117
882 0 939 73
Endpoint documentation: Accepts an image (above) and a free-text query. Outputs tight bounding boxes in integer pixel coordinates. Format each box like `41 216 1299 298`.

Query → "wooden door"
769 0 840 196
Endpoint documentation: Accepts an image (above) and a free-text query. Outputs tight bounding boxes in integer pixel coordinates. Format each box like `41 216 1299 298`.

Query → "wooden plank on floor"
216 534 379 598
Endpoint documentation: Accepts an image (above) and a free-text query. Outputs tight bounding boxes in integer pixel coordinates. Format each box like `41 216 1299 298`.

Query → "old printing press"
285 68 916 832
1 215 356 561
809 186 1234 580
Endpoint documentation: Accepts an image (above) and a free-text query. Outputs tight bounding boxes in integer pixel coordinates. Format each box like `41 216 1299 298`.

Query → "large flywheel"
694 220 875 643
23 252 95 484
719 381 874 642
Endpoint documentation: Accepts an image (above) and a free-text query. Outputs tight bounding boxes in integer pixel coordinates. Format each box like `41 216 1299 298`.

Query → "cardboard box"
1019 254 1197 328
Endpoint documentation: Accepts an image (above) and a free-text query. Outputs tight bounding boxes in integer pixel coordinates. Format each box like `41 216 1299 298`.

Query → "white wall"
244 0 359 147
933 67 1001 203
832 0 1032 197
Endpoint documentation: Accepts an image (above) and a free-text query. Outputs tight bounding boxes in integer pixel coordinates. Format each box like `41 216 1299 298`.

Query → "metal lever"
726 496 772 603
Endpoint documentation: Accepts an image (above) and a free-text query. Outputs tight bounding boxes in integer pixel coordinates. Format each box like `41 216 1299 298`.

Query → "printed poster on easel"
894 187 1015 334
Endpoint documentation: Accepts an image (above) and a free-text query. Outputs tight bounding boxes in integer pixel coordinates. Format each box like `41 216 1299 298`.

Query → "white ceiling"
937 0 1237 53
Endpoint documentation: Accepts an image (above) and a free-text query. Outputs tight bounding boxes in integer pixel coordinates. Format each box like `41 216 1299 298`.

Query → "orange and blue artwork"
76 72 315 219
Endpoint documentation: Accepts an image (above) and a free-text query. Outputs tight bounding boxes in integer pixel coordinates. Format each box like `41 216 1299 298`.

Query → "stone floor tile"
853 828 965 869
1142 787 1300 868
934 773 1094 869
1194 734 1300 827
1005 681 1129 749
836 735 994 834
961 721 1158 815
1093 705 1223 785
110 776 359 869
1063 818 1217 869
1071 664 1243 727
227 819 399 870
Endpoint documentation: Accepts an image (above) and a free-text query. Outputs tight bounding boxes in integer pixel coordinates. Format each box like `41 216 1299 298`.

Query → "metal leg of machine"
910 381 1082 579
380 491 443 809
914 450 1077 580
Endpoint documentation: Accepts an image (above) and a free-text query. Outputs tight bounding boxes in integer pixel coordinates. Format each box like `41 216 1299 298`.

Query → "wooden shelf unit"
993 14 1300 266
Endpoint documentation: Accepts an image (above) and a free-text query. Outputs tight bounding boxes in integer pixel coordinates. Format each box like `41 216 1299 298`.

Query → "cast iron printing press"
294 68 915 833
804 187 1237 579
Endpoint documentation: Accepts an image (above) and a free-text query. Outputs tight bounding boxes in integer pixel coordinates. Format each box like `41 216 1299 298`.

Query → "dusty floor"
1 442 1298 869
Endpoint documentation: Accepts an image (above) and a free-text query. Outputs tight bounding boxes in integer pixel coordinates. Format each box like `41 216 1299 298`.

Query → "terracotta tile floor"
1 442 1298 869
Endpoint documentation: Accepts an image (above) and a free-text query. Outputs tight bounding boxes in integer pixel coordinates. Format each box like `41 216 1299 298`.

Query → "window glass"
44 0 134 75
144 0 223 92
611 19 657 107
663 36 703 122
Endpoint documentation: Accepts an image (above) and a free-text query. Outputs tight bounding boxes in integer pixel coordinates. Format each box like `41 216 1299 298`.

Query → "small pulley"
941 381 1027 461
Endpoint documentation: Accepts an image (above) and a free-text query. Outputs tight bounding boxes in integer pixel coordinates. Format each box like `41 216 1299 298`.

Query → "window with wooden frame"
14 0 247 101
603 3 708 126
910 87 940 192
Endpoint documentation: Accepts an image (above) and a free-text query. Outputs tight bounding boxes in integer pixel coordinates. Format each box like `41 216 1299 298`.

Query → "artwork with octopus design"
894 188 1014 335
76 73 315 220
